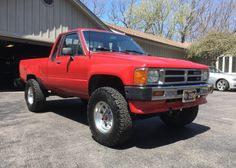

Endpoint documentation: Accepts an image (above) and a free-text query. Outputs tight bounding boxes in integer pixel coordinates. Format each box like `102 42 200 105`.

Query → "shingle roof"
106 23 189 49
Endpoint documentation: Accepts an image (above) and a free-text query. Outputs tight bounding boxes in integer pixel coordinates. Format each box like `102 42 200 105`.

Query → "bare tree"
106 0 236 42
132 0 177 36
91 0 105 18
191 0 236 40
109 0 138 29
80 0 106 18
174 0 209 43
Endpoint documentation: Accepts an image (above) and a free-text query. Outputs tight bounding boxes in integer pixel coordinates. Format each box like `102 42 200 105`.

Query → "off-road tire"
160 106 199 127
25 79 46 112
87 87 133 147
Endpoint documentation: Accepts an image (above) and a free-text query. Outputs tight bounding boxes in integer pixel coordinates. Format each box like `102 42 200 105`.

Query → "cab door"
61 33 89 97
46 34 64 91
47 32 88 96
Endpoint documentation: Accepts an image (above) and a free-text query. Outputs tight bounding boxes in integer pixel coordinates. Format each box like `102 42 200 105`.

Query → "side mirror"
70 55 74 61
62 47 73 55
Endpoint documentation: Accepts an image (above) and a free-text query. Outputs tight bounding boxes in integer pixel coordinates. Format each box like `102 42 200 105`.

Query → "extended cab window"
51 35 62 61
60 33 84 56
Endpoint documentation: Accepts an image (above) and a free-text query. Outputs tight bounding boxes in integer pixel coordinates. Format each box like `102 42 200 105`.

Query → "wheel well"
216 78 229 85
89 75 125 96
27 74 36 81
26 74 49 96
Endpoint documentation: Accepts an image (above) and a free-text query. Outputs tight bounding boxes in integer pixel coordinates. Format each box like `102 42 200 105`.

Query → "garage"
0 0 109 90
0 39 51 89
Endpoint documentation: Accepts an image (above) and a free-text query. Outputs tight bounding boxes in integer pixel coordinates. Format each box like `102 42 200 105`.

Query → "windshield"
83 31 145 55
209 66 222 73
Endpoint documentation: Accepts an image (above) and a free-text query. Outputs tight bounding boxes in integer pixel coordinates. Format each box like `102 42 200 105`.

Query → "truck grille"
160 69 204 85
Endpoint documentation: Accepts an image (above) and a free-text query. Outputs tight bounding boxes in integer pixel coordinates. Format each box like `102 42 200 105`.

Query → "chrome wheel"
94 101 113 133
27 87 34 105
217 79 228 91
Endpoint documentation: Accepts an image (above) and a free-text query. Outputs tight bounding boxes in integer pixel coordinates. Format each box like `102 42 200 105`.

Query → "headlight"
202 70 209 81
134 68 159 85
148 69 159 83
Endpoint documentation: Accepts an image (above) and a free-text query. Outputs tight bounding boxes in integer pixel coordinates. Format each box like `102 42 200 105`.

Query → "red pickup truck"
20 29 213 146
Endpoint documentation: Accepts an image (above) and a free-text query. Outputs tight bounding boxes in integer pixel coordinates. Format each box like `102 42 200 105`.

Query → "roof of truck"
60 28 126 36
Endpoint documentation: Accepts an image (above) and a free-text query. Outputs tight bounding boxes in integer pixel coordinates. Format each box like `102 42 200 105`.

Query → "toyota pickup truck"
20 29 213 147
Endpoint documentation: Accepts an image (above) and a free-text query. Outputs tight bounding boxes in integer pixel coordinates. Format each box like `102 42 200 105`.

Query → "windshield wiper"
94 48 144 55
122 50 144 55
95 47 111 52
95 47 120 53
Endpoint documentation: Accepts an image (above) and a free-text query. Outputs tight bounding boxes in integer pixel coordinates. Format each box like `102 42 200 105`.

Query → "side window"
60 33 83 56
51 35 62 61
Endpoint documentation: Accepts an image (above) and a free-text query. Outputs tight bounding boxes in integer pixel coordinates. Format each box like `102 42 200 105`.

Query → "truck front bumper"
125 84 213 114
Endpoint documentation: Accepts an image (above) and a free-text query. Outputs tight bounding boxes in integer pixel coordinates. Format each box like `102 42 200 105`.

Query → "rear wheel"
25 79 46 112
160 106 199 127
87 87 133 147
216 79 229 91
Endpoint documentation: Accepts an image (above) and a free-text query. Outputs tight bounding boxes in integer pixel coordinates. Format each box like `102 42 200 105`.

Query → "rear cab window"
50 35 62 62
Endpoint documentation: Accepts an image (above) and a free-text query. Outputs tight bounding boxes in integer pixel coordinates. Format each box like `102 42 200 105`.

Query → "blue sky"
82 0 125 22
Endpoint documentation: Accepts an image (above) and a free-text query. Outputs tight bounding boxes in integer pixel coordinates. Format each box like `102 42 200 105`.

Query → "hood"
91 52 208 69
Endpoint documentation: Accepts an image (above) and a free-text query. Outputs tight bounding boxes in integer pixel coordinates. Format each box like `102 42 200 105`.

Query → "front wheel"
160 106 199 127
25 79 46 112
87 87 133 147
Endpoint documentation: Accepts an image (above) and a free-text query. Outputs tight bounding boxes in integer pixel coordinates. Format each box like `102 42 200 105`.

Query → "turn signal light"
134 68 148 85
153 91 164 97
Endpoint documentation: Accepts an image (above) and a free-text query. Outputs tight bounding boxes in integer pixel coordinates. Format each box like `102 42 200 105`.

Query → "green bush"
187 32 236 60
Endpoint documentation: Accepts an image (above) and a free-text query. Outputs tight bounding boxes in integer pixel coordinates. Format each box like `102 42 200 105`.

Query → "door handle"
56 60 61 64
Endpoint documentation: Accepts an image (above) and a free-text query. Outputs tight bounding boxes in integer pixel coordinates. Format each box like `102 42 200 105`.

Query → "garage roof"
106 23 189 49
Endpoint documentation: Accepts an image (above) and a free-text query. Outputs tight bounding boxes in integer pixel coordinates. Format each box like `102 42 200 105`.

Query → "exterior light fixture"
5 44 14 48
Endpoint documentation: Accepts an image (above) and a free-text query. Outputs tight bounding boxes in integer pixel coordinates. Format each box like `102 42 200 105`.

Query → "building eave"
71 0 111 31
107 23 188 50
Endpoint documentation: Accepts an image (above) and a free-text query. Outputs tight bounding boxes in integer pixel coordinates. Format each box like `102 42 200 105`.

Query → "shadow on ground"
119 119 210 149
0 83 23 92
46 98 210 149
46 99 88 126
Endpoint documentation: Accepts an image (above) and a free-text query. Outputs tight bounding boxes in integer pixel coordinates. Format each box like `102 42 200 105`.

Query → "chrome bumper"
125 84 213 101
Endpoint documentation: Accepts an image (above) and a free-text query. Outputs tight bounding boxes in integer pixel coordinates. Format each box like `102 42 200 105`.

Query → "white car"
209 67 236 91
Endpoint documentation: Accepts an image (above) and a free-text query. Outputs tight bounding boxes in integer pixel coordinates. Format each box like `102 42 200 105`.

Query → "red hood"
91 52 208 69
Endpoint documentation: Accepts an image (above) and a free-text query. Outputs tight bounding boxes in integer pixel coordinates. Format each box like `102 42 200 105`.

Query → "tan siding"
134 37 186 59
16 0 24 34
24 0 33 35
39 0 48 38
33 0 40 36
0 0 104 44
8 0 16 33
0 0 8 31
